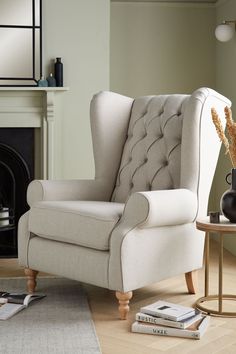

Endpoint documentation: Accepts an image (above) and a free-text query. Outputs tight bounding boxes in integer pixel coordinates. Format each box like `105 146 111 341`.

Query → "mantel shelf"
0 88 68 179
0 87 69 91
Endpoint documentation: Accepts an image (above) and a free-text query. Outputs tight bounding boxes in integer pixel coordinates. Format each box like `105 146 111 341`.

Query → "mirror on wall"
0 0 42 86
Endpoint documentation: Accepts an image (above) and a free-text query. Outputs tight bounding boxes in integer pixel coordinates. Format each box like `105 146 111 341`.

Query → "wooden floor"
1 239 236 354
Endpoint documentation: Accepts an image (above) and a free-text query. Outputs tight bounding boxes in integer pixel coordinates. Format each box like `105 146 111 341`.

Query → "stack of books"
131 300 209 340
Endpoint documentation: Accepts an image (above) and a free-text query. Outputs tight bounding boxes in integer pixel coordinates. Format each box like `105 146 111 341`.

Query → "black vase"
55 57 63 87
220 168 236 222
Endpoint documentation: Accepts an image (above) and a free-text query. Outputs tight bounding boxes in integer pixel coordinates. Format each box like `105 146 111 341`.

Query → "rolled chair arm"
121 189 198 228
27 179 110 207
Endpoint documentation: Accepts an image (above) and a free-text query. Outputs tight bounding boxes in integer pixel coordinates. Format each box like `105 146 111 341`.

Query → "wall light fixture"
215 21 236 42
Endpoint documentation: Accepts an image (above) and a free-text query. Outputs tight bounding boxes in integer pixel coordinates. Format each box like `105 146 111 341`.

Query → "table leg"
205 232 210 297
219 233 223 314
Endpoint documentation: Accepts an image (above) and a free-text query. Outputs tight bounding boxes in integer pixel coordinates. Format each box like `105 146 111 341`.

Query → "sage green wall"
110 1 236 256
110 2 216 97
110 2 236 257
210 0 236 255
43 0 110 179
42 1 236 256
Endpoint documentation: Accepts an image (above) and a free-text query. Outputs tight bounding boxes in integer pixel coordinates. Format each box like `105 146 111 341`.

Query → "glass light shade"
215 24 235 42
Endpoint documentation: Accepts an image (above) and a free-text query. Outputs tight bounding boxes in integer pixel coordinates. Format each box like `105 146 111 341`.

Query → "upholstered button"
144 157 148 163
177 112 181 116
159 134 163 139
143 133 147 138
128 156 132 162
130 182 134 188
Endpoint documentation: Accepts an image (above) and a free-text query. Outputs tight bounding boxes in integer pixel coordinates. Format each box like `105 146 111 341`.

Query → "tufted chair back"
90 88 229 217
111 95 188 203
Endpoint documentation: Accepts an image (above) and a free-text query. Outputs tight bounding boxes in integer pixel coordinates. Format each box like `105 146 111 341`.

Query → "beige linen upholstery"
120 189 198 228
18 88 230 317
29 201 124 250
111 94 186 202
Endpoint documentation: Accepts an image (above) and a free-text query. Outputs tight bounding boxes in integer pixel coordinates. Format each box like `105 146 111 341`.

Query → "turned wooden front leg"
116 291 133 320
24 268 38 293
185 270 198 294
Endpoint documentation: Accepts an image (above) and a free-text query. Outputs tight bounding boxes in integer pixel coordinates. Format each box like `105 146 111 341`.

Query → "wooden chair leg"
185 270 198 294
115 291 133 320
24 268 38 293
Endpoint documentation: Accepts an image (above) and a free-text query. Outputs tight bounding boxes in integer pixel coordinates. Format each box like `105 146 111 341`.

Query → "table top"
196 216 236 233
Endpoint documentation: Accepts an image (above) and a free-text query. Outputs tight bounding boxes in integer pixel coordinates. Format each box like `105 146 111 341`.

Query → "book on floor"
131 315 209 340
135 309 202 329
0 291 46 320
140 300 196 321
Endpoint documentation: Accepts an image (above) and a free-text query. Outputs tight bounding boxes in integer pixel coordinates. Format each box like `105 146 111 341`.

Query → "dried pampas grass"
211 106 236 167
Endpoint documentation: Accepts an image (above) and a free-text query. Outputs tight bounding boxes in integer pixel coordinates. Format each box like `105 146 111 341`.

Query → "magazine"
0 291 46 320
140 300 195 321
135 309 202 329
131 315 210 340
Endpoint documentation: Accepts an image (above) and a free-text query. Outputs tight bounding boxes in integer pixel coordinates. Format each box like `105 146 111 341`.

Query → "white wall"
43 0 110 179
110 2 216 97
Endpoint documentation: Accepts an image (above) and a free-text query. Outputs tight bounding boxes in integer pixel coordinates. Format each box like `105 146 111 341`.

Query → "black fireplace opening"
0 129 34 257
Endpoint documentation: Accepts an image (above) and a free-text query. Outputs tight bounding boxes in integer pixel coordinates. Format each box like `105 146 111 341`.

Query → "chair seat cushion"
28 201 124 251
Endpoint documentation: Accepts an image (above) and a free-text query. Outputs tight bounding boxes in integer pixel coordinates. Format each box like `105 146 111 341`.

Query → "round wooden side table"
196 216 236 317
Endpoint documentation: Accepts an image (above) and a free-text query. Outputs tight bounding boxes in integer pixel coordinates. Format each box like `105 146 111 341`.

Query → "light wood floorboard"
1 239 236 354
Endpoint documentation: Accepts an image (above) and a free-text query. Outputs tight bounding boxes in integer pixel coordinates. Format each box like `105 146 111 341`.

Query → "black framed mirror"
0 0 42 86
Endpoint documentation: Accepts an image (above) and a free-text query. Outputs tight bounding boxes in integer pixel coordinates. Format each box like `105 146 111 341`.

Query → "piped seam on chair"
195 97 203 222
26 232 36 267
190 94 209 222
108 194 150 291
118 194 149 291
108 224 143 292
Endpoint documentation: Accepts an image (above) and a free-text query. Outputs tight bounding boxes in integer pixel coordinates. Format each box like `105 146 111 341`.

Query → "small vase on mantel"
55 57 63 87
220 168 236 222
47 73 56 87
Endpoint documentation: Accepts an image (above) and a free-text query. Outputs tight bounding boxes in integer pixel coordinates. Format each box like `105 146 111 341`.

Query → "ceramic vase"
220 168 236 222
55 57 63 87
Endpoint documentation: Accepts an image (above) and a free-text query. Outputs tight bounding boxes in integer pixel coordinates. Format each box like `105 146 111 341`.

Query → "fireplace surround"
0 87 67 257
0 129 34 256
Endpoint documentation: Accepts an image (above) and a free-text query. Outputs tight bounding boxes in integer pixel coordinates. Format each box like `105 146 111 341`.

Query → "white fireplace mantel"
0 87 69 179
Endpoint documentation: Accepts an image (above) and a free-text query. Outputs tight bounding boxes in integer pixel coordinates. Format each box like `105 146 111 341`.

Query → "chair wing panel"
90 91 134 199
180 87 231 217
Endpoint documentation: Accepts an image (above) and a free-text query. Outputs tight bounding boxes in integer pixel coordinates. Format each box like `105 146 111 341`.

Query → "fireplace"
0 129 34 257
0 87 67 258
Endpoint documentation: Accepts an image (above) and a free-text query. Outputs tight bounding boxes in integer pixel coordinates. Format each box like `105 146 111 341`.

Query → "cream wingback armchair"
18 87 230 319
